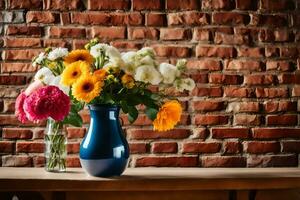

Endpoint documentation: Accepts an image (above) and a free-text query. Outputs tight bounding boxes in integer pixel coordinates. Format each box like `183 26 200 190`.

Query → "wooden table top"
1 167 300 191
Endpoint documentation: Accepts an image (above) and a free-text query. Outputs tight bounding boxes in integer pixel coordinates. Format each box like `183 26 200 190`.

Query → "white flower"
49 76 70 95
159 63 180 84
137 47 155 58
34 67 55 84
90 43 110 58
48 48 68 61
174 78 196 92
121 51 138 75
32 52 45 67
134 65 162 85
139 55 156 66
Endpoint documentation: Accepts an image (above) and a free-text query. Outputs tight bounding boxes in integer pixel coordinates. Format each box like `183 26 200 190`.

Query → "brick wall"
1 0 300 168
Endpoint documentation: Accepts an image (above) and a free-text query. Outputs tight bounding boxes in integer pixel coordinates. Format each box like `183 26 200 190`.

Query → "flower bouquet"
15 38 195 173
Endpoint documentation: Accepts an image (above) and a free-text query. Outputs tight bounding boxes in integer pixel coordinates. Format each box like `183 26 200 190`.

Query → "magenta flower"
15 92 28 123
23 86 70 122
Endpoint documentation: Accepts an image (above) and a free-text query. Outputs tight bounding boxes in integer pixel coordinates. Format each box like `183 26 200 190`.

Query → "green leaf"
120 101 129 114
145 107 158 121
128 106 138 124
63 112 83 127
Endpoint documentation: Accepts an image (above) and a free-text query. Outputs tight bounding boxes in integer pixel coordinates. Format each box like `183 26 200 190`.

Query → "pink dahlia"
15 92 28 123
23 86 70 122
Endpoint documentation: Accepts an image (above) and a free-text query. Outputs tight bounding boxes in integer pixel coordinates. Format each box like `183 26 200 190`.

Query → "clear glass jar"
44 118 67 172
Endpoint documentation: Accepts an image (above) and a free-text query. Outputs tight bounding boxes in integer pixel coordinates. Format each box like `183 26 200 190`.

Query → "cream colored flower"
32 52 45 67
159 63 180 84
34 67 55 84
48 48 68 61
174 78 196 92
134 65 162 85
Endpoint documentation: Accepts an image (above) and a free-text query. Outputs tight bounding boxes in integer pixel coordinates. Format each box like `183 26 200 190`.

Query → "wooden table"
0 167 300 200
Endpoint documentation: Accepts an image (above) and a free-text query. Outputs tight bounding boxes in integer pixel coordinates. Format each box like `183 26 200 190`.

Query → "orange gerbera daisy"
64 49 94 65
121 74 135 89
153 100 182 132
93 69 107 81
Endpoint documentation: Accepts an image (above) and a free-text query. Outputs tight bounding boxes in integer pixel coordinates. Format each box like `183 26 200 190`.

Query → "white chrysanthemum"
34 67 55 84
159 63 181 84
134 65 162 85
48 48 68 61
32 52 45 67
174 78 196 92
49 75 70 95
137 47 155 58
121 51 137 74
139 55 156 66
90 43 110 58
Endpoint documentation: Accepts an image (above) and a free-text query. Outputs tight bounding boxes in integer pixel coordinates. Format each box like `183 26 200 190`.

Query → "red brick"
235 0 257 10
112 13 143 26
8 0 41 9
67 127 86 138
212 128 250 139
237 102 261 112
209 74 243 85
214 33 249 45
160 28 191 40
260 0 295 11
128 27 158 40
110 41 143 50
280 47 298 58
278 74 300 84
255 87 289 98
135 156 198 167
224 87 254 98
292 86 300 96
266 115 298 126
71 13 110 25
202 156 246 167
223 141 242 154
248 155 297 167
6 25 42 36
282 141 300 153
44 39 70 48
129 143 148 154
252 128 300 139
72 39 89 49
33 156 45 167
192 128 209 139
245 141 280 154
196 46 235 58
244 74 275 85
191 86 223 97
2 155 32 167
67 142 80 154
225 60 262 71
16 142 44 153
0 75 28 85
234 114 261 125
187 59 222 71
257 14 288 27
152 142 178 153
44 0 83 10
49 27 86 38
183 142 221 153
91 27 126 40
168 12 209 26
4 38 41 47
26 11 58 23
264 101 297 113
237 47 264 58
192 101 224 111
0 141 14 153
132 0 163 10
266 61 293 71
152 45 191 57
202 0 234 10
3 49 40 61
66 156 81 167
146 13 167 26
127 129 190 140
193 28 211 41
194 115 228 125
1 62 38 73
167 0 199 10
88 0 130 10
265 47 279 57
212 13 250 25
190 73 208 83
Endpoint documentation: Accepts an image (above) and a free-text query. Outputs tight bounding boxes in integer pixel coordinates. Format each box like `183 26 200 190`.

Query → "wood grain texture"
1 167 300 192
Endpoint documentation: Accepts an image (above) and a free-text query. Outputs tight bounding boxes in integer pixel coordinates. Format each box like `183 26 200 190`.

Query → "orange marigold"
153 100 182 132
93 69 107 81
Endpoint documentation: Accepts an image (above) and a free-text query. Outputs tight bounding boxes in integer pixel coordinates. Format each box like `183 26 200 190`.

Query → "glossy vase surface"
79 104 129 177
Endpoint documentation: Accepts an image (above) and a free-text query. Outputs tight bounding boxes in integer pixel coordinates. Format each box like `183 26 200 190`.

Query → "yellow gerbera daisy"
64 49 94 65
72 75 103 103
61 61 90 86
153 100 182 132
121 74 135 89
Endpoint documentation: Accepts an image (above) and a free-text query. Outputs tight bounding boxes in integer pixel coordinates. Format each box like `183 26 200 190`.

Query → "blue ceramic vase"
79 104 129 177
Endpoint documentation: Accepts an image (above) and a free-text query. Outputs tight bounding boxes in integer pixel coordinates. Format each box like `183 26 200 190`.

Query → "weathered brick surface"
1 0 300 168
